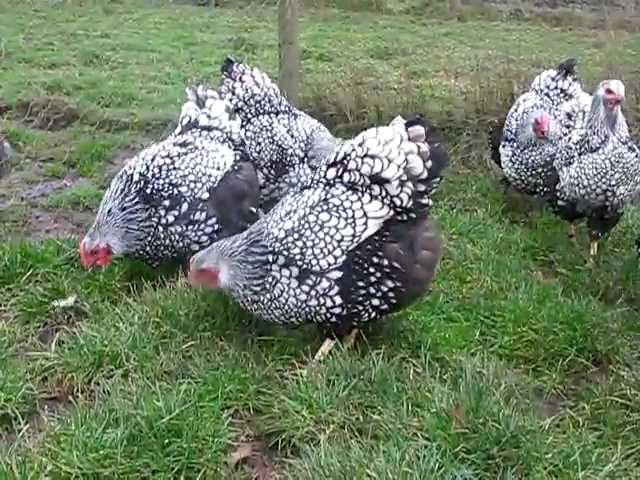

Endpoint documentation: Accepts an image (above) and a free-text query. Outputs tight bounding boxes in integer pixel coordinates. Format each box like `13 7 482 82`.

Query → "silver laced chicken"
217 56 337 211
80 86 260 269
188 115 448 362
489 59 591 206
552 79 638 259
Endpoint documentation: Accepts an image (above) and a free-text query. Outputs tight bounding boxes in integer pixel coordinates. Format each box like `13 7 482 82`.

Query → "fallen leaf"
228 441 275 480
52 295 77 309
228 442 257 467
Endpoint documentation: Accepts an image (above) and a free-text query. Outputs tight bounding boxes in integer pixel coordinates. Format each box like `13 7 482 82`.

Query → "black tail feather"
405 114 449 174
488 117 505 169
556 58 578 77
221 55 238 76
404 114 449 200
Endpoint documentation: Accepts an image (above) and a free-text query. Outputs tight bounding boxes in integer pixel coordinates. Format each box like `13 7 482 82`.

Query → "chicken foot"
308 328 361 367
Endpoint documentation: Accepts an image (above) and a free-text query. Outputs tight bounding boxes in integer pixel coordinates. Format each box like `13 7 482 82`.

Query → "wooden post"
449 0 462 14
278 0 301 106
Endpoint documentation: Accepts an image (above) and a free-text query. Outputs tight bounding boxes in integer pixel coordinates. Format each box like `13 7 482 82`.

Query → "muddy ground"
0 96 147 242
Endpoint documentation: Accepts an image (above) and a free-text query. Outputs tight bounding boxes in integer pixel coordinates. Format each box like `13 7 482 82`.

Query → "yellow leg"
303 328 361 376
342 328 360 349
311 337 337 364
589 240 598 258
568 224 577 239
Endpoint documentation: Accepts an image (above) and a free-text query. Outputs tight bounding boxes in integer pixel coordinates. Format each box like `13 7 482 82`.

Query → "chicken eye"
604 87 614 95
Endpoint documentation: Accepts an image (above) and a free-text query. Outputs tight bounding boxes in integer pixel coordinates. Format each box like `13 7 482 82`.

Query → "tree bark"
278 0 301 106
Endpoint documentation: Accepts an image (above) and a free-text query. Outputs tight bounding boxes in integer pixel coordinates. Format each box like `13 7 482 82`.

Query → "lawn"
1 0 640 478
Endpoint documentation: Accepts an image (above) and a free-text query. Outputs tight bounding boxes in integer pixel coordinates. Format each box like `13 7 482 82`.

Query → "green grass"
47 182 103 210
2 0 640 477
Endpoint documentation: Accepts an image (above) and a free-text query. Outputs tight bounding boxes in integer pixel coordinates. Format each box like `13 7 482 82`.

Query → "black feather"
221 55 238 76
207 158 261 236
586 208 623 241
488 117 505 169
556 58 577 77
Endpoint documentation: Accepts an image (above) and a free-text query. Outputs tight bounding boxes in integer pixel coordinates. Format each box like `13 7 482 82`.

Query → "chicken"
217 56 337 211
489 59 591 202
80 85 260 269
188 115 448 361
552 79 639 259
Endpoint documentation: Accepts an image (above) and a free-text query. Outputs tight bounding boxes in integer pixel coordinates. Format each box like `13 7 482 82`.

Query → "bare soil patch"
0 390 73 450
0 160 93 240
15 96 80 131
27 209 93 241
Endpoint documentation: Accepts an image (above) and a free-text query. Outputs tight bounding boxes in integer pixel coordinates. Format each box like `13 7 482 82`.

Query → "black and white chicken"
489 59 591 202
552 79 638 258
188 115 448 360
80 85 260 269
217 56 337 211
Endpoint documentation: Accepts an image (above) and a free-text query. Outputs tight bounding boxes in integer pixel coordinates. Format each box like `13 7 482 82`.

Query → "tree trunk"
278 0 301 106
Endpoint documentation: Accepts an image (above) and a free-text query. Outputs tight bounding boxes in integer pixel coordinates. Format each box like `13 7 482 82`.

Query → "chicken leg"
342 328 360 349
309 328 361 364
568 223 577 240
589 240 598 258
311 337 337 363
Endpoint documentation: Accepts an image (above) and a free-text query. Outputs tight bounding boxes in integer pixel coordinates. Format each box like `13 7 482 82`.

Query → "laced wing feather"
320 124 423 211
135 141 236 203
263 185 391 272
261 121 432 272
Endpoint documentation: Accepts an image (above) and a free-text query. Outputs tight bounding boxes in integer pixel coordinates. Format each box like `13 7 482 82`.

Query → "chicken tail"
404 115 449 204
530 57 584 105
488 116 505 169
173 84 242 144
321 114 448 218
383 216 444 308
218 56 292 117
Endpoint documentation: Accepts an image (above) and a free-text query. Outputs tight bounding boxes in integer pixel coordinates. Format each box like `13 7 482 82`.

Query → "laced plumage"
489 58 591 199
217 56 337 211
552 79 639 257
188 116 449 359
80 85 260 268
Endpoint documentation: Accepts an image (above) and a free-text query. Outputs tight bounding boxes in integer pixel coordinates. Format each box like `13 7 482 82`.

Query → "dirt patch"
20 178 75 202
36 294 87 350
0 390 73 450
27 209 93 241
228 440 276 480
0 160 81 205
0 161 93 240
532 389 569 419
571 357 611 392
15 96 80 131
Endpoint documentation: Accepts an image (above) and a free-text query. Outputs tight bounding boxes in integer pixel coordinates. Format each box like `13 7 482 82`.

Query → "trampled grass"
1 0 640 478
